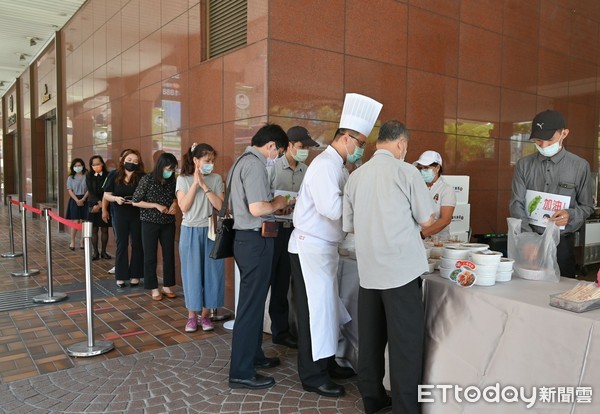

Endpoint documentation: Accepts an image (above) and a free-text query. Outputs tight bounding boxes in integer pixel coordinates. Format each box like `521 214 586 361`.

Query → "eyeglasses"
347 134 367 149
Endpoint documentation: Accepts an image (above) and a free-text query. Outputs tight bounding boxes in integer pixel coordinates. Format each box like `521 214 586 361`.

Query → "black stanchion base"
67 340 114 357
209 308 232 322
33 292 68 303
1 252 23 258
11 269 40 277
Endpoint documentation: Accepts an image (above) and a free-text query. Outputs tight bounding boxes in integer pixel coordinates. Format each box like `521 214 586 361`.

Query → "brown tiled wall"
60 0 599 239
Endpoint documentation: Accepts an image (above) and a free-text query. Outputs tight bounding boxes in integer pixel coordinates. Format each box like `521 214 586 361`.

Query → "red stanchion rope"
47 210 83 231
9 199 20 206
22 203 43 215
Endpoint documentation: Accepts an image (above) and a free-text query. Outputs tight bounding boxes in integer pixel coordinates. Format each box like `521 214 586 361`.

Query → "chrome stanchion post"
11 201 40 277
67 221 114 357
1 196 23 258
33 208 67 303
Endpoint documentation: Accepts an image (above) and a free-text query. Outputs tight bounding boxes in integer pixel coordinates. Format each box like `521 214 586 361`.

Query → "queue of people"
63 102 593 414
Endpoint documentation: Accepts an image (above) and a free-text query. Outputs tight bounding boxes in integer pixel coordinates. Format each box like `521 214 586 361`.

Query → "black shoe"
92 253 100 261
273 335 298 349
303 382 345 397
328 360 356 379
69 245 75 251
101 252 112 259
253 357 280 369
365 395 393 414
229 374 275 389
116 282 128 289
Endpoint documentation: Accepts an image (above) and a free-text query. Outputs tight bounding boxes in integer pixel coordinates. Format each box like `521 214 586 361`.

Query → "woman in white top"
176 143 225 333
414 150 456 240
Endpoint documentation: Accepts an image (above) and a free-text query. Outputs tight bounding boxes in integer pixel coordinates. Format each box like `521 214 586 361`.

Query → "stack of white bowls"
470 250 502 286
438 246 472 279
496 258 514 282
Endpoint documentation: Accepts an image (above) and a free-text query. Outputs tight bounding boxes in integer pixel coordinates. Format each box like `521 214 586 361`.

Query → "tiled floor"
0 204 367 412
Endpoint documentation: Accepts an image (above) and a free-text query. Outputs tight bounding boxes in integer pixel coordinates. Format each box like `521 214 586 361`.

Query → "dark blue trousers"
229 230 274 379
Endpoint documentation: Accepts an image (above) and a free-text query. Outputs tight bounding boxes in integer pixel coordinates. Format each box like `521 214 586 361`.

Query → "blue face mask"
535 141 561 157
163 170 173 179
421 168 435 183
201 164 214 174
73 166 83 173
345 144 364 164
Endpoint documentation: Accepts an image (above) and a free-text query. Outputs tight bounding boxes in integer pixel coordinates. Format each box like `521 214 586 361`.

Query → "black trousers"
269 223 294 340
289 252 331 388
113 210 143 282
358 279 424 414
141 221 175 290
557 233 576 278
229 230 274 380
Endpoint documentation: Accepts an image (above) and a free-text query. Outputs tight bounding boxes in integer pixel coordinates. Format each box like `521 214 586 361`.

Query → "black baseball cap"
530 110 565 141
287 126 320 147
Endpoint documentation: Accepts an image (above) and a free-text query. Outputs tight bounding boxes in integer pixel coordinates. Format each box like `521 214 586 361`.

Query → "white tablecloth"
423 276 600 413
337 257 600 412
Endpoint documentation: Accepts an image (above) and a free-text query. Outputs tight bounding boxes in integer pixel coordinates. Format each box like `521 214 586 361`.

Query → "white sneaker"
108 267 116 274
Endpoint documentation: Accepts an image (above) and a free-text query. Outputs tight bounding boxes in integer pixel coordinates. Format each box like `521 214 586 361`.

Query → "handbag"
209 153 253 259
209 216 235 259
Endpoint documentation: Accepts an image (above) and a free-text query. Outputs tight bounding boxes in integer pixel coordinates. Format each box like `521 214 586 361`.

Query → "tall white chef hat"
339 93 383 137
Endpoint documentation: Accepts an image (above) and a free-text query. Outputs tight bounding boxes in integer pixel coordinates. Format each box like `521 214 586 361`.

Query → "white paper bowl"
497 258 515 272
475 276 496 286
425 247 432 259
474 263 498 273
442 246 472 260
439 266 453 279
460 243 490 252
440 257 460 269
496 270 513 282
426 259 436 274
470 250 502 265
515 267 549 281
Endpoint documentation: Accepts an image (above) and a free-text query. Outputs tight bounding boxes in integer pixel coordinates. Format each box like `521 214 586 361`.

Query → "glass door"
45 117 58 203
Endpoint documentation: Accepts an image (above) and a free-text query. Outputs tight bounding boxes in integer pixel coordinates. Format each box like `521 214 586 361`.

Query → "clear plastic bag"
507 217 561 282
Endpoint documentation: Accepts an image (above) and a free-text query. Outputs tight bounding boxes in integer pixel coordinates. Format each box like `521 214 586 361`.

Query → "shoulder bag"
209 152 253 259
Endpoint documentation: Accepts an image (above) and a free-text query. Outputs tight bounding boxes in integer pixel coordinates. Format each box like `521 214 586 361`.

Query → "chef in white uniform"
413 150 456 240
288 93 382 397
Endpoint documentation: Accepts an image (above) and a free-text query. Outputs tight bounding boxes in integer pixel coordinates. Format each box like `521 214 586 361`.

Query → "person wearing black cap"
266 126 320 349
509 110 594 278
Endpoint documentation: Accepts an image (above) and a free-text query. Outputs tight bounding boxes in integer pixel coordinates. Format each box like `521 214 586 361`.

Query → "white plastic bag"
507 217 561 282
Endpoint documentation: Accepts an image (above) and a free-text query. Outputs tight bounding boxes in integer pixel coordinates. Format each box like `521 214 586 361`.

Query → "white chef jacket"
289 145 351 361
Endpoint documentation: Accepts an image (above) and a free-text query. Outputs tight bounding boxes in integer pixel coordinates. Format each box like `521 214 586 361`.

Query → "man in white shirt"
288 93 382 398
268 126 319 349
343 120 435 414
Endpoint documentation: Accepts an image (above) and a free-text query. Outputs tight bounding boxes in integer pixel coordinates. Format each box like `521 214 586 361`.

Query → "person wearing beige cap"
509 109 594 278
288 93 382 397
414 150 456 240
266 126 320 349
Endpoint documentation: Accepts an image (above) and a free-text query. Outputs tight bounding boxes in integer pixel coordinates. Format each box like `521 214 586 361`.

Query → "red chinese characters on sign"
542 198 564 211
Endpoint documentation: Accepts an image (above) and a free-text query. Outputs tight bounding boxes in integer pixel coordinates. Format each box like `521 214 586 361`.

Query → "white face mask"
266 147 279 167
535 141 561 157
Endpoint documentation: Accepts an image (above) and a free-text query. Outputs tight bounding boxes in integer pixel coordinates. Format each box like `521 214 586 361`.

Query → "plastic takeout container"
549 294 600 313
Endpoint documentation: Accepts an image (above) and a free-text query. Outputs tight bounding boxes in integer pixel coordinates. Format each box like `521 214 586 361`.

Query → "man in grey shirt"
343 120 434 414
228 124 289 390
509 110 594 278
